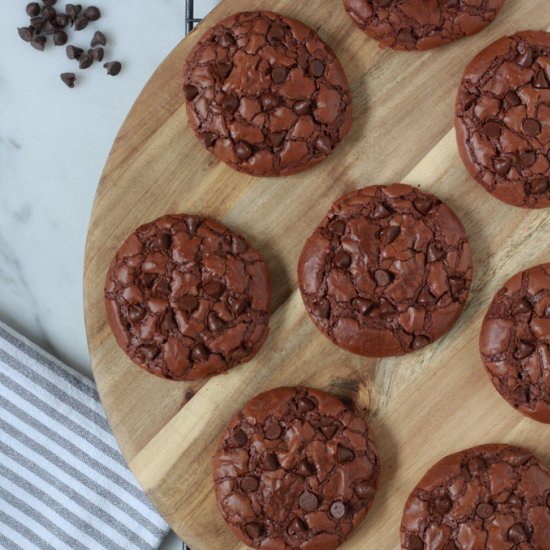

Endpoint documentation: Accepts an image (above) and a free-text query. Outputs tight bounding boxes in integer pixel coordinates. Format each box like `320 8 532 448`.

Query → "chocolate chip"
328 219 346 236
180 294 198 313
408 535 424 550
264 452 279 471
104 61 122 76
374 269 393 286
91 47 104 61
520 150 538 168
244 522 263 540
74 15 89 30
312 298 330 319
235 142 252 161
476 502 494 518
382 225 400 244
507 523 528 543
271 66 288 84
533 71 550 89
128 305 145 323
217 61 233 79
151 232 171 250
330 501 346 519
418 287 436 304
353 297 374 316
218 32 235 47
183 84 199 101
31 36 46 51
413 198 432 215
434 495 452 514
91 30 106 47
530 177 549 194
232 429 247 447
66 44 83 59
311 59 325 77
222 93 239 113
514 298 532 314
355 481 374 500
315 135 332 155
26 3 40 17
467 456 486 474
18 27 34 42
337 445 355 463
371 203 391 219
461 92 477 111
299 491 318 511
517 43 534 67
202 281 224 299
427 243 446 262
378 298 396 314
141 273 156 288
139 345 158 361
79 53 93 69
514 341 534 359
65 4 81 20
264 423 282 440
523 118 541 137
152 277 170 297
504 90 521 108
42 6 56 21
270 131 286 148
30 16 46 31
191 343 209 362
483 121 501 139
287 518 306 535
54 31 67 45
55 13 69 27
42 20 58 35
294 100 311 116
261 93 279 111
494 157 511 176
240 476 259 493
412 335 430 350
297 397 315 413
60 72 76 88
43 0 57 5
207 312 225 332
397 28 415 44
267 24 285 44
84 6 100 21
334 250 351 269
161 310 177 332
200 132 217 147
296 460 315 476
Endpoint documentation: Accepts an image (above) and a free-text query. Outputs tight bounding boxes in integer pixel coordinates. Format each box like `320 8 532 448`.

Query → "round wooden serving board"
84 2 550 548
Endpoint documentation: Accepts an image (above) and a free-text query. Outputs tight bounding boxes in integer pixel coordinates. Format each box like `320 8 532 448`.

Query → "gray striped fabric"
0 321 169 549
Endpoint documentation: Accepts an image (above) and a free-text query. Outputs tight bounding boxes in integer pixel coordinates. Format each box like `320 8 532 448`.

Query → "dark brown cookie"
212 387 379 550
104 215 270 381
480 264 550 424
183 11 352 177
342 0 505 51
401 444 550 550
456 31 550 208
297 184 473 357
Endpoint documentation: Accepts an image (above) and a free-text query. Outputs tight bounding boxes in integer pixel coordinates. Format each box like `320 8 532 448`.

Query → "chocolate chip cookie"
342 0 506 51
183 11 352 177
212 387 379 549
401 444 550 549
104 214 270 381
298 184 473 357
456 31 550 208
480 264 550 423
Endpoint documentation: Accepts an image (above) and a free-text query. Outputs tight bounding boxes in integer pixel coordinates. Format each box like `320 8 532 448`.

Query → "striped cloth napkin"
0 321 169 550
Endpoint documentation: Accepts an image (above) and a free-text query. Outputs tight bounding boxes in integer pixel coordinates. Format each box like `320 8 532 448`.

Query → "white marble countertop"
1 1 217 548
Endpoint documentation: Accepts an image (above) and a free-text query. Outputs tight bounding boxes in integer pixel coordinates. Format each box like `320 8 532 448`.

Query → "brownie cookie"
297 184 473 357
212 386 379 550
480 264 550 424
104 215 270 381
342 0 505 51
183 11 352 177
456 31 550 208
401 444 550 549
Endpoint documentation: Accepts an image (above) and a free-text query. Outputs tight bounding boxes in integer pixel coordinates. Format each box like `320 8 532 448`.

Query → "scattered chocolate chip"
408 535 424 550
514 341 534 360
483 120 501 139
382 225 400 244
161 310 177 332
202 281 224 299
53 31 68 46
330 501 346 519
476 502 494 519
427 243 446 262
434 495 452 514
296 460 315 476
271 66 288 84
43 0 57 5
321 424 338 439
507 523 528 543
235 142 252 161
523 118 541 137
60 72 76 88
328 219 346 236
128 305 145 323
183 84 199 101
355 480 374 500
26 2 40 17
207 312 225 332
74 15 89 31
310 59 325 77
191 343 209 362
293 100 311 116
267 24 285 44
42 20 58 35
297 397 315 413
494 157 511 176
467 456 486 475
180 294 199 313
65 3 81 20
264 423 282 440
90 30 106 47
374 269 393 286
31 36 46 51
337 445 355 463
517 43 534 67
232 429 247 447
353 297 374 316
228 296 248 316
139 345 158 361
84 6 101 21
334 250 351 269
30 16 46 31
533 71 550 89
519 151 536 169
55 13 69 27
299 491 319 511
515 298 532 314
504 90 521 108
315 135 332 155
413 198 432 215
287 518 306 535
270 130 286 147
312 298 330 319
103 60 121 76
222 93 239 113
79 52 93 69
66 44 83 59
18 27 34 42
91 47 104 61
42 6 56 20
264 452 279 471
240 476 259 493
412 335 430 350
530 177 549 194
244 523 263 540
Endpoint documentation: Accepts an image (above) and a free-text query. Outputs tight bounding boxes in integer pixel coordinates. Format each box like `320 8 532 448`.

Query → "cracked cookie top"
212 386 379 550
480 263 550 424
456 31 550 208
104 214 270 381
401 444 550 549
298 184 473 357
342 0 505 51
183 11 352 177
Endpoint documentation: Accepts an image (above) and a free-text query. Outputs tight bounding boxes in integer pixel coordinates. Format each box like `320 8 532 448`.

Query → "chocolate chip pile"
456 31 550 207
480 263 550 424
104 215 271 381
401 444 550 550
17 1 122 88
298 184 473 357
213 387 379 550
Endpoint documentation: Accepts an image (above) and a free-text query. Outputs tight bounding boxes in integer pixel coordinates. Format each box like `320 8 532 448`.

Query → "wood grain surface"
83 2 550 548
